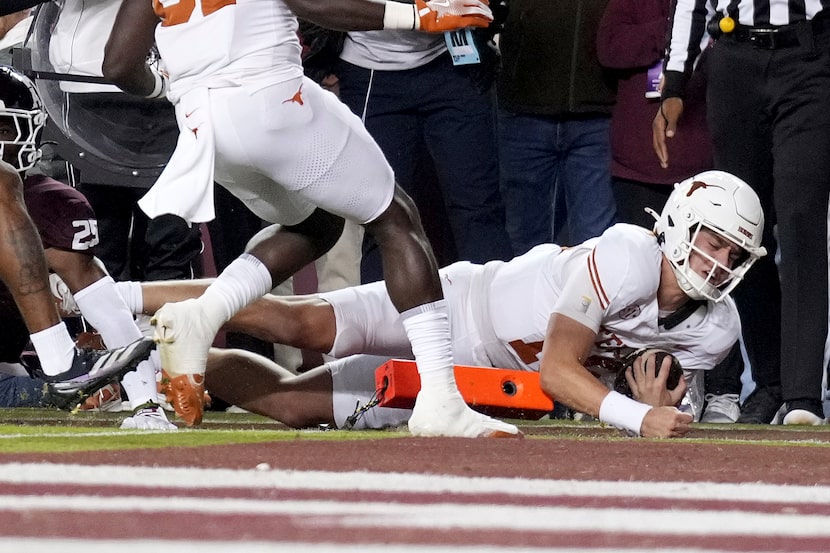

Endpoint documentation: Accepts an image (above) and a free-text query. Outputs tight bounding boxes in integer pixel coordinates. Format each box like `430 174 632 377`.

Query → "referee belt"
729 15 830 49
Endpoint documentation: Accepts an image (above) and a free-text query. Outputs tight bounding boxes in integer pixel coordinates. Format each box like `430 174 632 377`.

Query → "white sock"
198 253 273 324
30 322 76 376
113 280 143 314
400 300 456 392
75 276 156 405
120 360 158 408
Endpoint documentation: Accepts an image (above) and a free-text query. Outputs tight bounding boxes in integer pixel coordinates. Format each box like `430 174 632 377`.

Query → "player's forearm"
284 0 490 32
539 358 609 419
138 280 214 314
285 0 387 31
102 0 161 96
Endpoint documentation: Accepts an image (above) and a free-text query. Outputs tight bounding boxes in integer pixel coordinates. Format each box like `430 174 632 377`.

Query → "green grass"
0 408 409 454
2 408 830 455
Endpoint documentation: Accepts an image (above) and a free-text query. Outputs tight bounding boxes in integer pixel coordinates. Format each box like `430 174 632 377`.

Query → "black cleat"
27 337 155 411
736 385 782 424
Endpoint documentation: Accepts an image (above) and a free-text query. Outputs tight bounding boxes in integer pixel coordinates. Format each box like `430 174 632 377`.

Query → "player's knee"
366 188 423 244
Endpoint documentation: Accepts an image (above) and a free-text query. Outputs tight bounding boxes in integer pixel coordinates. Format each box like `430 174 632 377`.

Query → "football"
613 348 684 398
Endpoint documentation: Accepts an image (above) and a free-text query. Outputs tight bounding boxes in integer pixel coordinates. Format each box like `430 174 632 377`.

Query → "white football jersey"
465 224 740 375
323 224 740 378
152 0 303 100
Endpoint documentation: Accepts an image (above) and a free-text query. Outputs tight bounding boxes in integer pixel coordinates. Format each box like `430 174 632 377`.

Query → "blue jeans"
0 373 47 407
498 111 616 253
337 55 514 283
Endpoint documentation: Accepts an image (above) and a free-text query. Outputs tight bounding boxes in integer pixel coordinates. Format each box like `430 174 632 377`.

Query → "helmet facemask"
0 109 46 172
0 66 47 172
667 221 758 302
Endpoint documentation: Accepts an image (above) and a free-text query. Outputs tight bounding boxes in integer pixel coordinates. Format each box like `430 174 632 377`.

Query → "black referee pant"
707 21 830 410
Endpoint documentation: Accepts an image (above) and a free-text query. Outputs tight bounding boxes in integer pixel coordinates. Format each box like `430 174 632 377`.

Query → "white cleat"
151 299 218 378
408 388 521 438
120 402 178 431
151 299 221 427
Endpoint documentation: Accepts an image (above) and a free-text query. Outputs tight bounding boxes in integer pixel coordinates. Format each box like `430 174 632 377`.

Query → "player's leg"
121 261 411 357
205 350 411 430
261 79 519 438
205 347 335 428
150 207 344 426
215 78 516 437
363 187 518 437
0 165 152 403
48 249 175 430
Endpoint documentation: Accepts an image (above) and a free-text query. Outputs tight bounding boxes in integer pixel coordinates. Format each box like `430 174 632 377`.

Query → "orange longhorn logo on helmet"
686 180 709 196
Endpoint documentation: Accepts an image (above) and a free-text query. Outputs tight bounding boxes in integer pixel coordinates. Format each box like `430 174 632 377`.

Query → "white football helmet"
648 170 767 302
0 65 47 172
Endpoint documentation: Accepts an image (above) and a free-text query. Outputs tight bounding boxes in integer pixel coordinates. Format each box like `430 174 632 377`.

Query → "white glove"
49 273 80 317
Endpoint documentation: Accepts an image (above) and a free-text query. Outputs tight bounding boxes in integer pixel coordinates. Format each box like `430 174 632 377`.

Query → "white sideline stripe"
0 462 829 504
1 493 830 538
0 539 721 553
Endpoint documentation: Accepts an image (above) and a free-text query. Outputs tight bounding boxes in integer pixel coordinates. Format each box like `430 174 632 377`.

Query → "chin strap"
658 299 705 330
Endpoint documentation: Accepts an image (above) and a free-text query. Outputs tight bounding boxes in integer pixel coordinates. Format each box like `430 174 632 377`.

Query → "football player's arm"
285 0 492 33
539 315 691 438
539 313 608 419
101 0 161 97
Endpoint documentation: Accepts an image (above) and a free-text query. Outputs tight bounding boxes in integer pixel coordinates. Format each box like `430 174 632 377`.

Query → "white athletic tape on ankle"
384 1 418 30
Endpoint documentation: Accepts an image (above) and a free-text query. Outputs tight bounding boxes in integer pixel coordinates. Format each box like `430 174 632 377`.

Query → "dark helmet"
0 65 47 171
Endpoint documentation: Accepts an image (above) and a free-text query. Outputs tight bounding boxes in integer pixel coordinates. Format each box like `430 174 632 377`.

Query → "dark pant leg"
561 117 617 244
420 57 513 263
706 40 781 390
612 177 672 230
705 341 745 396
768 38 830 406
74 183 137 281
497 110 559 255
337 60 455 284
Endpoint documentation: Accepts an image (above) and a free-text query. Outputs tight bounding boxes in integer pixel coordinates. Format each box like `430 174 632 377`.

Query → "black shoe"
27 337 155 410
736 385 782 424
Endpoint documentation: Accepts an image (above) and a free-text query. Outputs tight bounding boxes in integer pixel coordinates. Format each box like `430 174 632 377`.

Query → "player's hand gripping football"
415 0 493 32
614 348 686 408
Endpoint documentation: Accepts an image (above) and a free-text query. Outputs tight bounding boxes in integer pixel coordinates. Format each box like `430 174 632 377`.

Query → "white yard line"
1 493 830 538
0 540 722 553
0 462 829 504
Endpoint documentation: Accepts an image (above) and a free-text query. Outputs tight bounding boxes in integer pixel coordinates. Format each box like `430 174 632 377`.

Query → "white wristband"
383 1 418 30
598 391 652 436
145 69 167 99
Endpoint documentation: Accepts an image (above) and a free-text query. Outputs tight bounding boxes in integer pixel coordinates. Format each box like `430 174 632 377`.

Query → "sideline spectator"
334 17 513 283
497 0 617 253
655 1 830 425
